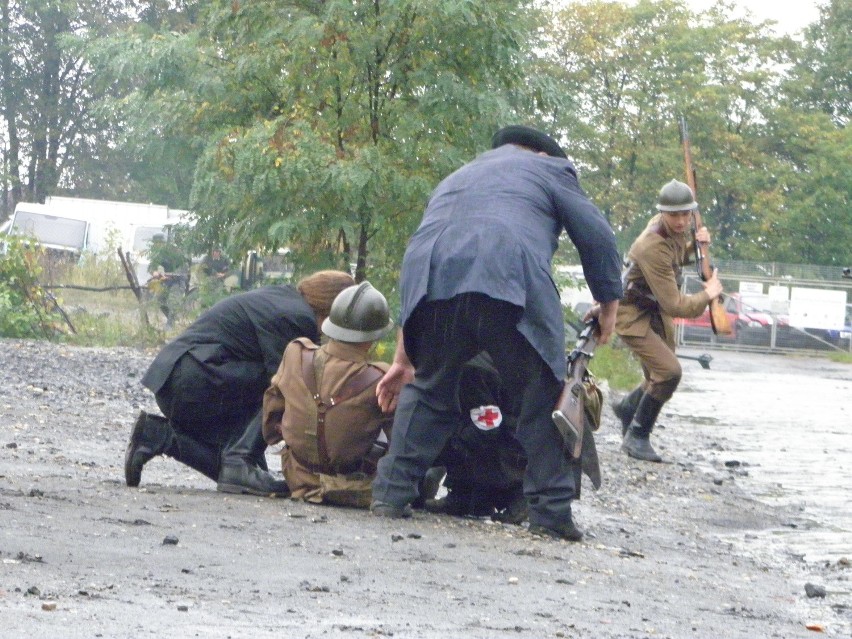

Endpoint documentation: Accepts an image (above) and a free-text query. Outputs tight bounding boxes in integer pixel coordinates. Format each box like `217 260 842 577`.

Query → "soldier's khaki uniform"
616 214 710 401
262 338 391 506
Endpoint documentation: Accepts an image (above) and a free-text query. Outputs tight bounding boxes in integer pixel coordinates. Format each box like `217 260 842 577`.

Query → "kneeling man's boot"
529 517 583 542
217 411 290 497
124 411 175 487
612 386 644 436
217 463 290 497
621 393 664 463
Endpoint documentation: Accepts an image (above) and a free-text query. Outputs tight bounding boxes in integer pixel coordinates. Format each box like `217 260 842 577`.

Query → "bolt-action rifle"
552 319 598 460
679 116 732 336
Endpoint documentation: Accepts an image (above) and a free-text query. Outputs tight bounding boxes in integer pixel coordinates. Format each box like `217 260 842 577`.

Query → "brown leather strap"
332 365 384 405
300 347 384 405
300 346 320 397
301 347 331 468
299 345 385 474
288 447 363 476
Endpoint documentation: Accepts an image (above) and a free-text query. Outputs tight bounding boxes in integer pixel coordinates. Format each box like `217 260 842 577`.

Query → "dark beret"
491 125 567 159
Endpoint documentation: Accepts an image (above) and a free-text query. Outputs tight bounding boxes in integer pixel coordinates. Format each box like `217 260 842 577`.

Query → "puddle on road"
668 352 851 564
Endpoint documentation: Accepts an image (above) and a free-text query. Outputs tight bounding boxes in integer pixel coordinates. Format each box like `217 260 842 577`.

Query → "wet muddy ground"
0 338 849 638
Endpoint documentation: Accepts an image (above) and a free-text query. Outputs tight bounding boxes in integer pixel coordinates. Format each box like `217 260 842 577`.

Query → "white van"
4 197 193 284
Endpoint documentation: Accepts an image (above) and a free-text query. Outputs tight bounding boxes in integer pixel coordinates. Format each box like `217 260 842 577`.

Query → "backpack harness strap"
299 345 384 475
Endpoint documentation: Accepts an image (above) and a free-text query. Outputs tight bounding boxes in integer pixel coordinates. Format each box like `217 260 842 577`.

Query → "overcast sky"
684 0 823 36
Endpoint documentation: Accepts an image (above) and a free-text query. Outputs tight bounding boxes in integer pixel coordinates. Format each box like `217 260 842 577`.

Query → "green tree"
89 0 542 286
538 0 796 261
754 0 852 266
0 0 137 218
792 0 851 127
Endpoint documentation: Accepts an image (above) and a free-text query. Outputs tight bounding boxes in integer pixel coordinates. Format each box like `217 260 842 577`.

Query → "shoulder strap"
300 345 331 468
300 344 319 397
331 365 384 406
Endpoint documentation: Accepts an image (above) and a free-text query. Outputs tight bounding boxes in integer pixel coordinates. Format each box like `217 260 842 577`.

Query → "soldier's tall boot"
170 432 220 481
124 411 174 487
216 411 290 497
125 410 221 486
612 386 644 436
621 393 664 462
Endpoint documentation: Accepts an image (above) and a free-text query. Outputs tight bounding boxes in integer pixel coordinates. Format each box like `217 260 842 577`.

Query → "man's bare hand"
703 268 724 301
584 299 619 344
376 362 415 413
376 329 414 413
695 226 711 244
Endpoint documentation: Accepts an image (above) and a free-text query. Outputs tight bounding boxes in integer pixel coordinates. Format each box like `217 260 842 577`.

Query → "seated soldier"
262 282 394 508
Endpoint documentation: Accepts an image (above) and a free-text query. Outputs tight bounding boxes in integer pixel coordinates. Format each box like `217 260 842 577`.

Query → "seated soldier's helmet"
656 179 697 212
321 281 394 343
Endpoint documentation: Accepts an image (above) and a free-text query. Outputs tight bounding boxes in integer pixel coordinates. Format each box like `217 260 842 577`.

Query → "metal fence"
677 260 852 354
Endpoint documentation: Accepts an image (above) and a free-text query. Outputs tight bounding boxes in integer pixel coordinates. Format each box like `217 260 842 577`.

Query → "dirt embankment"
0 338 848 638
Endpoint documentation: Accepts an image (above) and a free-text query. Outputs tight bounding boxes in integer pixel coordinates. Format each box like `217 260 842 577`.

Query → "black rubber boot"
216 411 290 497
413 466 446 508
612 386 644 436
492 488 528 525
170 432 220 482
124 411 175 487
621 393 664 462
529 517 583 542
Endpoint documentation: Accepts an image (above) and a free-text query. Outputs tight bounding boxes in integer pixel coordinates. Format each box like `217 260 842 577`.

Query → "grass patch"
588 341 643 391
40 247 207 347
827 351 852 364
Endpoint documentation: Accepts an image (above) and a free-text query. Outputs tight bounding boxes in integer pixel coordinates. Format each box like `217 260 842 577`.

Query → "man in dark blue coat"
124 271 355 495
371 126 622 540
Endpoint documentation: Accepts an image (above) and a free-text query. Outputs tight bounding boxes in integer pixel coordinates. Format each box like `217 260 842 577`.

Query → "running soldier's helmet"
656 179 697 212
321 281 394 343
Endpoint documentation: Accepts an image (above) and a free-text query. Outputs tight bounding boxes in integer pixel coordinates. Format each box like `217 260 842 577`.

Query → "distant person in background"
146 233 190 327
124 270 356 496
201 247 230 280
612 180 723 462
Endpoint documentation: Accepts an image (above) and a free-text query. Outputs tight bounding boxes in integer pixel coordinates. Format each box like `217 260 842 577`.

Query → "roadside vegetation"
1 236 644 392
827 352 852 365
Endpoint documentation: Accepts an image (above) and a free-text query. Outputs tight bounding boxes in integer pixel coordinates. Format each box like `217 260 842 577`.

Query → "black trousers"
154 353 267 475
372 293 577 528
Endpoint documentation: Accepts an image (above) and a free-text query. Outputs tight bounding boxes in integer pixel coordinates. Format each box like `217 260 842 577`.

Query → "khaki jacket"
262 338 391 502
616 214 710 343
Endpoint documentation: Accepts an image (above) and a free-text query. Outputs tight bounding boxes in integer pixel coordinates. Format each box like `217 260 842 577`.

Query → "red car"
676 293 774 343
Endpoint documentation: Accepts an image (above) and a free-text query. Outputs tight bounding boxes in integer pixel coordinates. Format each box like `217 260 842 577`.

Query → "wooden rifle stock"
679 117 732 336
552 319 598 459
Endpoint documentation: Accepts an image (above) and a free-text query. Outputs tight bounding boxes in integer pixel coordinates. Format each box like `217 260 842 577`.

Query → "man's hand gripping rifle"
679 116 731 336
552 319 599 461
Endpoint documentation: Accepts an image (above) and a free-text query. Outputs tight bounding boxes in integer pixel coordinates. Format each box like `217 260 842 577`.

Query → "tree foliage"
538 0 797 257
0 0 139 217
87 0 541 287
3 0 848 274
0 236 62 337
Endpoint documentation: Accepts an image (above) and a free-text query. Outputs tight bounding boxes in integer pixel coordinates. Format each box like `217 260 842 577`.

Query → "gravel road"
0 338 848 638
